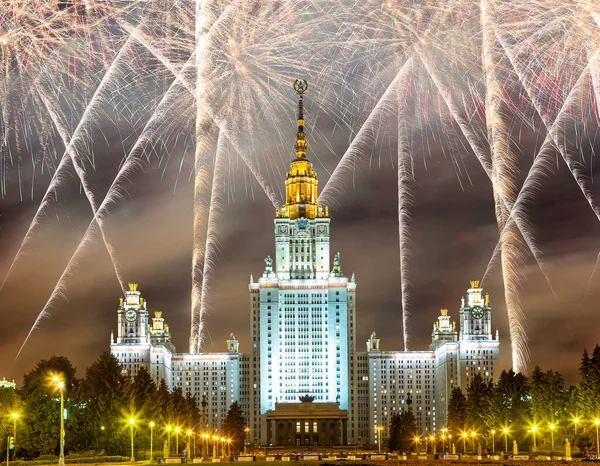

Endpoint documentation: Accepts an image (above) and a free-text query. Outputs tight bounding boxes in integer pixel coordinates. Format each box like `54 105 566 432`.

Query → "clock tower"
116 282 149 344
456 280 499 387
459 280 492 340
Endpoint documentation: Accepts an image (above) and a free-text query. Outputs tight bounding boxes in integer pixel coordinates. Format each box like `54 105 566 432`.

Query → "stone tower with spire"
248 81 357 445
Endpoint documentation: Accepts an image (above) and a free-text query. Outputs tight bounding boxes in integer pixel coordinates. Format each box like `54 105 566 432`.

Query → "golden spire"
276 80 328 220
294 80 308 159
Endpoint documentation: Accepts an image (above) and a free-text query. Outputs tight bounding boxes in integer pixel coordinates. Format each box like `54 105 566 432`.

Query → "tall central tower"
248 82 357 444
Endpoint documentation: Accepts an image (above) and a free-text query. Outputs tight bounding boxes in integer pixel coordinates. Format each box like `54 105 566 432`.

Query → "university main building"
110 86 500 447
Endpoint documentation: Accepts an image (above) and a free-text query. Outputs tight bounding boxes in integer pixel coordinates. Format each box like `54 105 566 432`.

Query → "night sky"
1 87 599 388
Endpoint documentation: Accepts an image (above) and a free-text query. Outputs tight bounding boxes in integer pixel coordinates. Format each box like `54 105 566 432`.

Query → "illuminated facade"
365 281 499 444
110 86 499 446
246 86 355 444
110 283 241 432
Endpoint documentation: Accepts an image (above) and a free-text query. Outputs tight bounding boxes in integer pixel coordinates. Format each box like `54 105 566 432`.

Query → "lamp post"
503 428 508 453
175 427 180 455
167 426 172 457
212 435 217 458
374 426 383 453
10 414 18 460
471 431 476 453
531 425 537 453
186 430 191 458
549 423 555 457
491 430 495 454
573 417 580 439
149 422 155 463
424 436 428 455
462 433 467 453
128 418 135 462
595 419 600 453
430 436 435 455
414 437 420 455
244 427 250 455
52 376 66 466
227 439 231 457
441 428 447 453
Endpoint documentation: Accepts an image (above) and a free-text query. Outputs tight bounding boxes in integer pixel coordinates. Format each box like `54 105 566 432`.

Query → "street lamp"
430 436 435 455
175 427 180 454
149 422 155 463
52 376 66 466
128 418 135 462
491 430 495 453
414 436 420 455
441 428 447 453
462 432 467 453
531 425 537 453
227 439 231 456
595 419 600 453
424 435 428 455
471 431 476 453
573 417 580 438
212 435 218 458
549 423 555 456
167 426 172 457
244 427 250 455
503 428 509 453
374 426 383 453
11 413 18 460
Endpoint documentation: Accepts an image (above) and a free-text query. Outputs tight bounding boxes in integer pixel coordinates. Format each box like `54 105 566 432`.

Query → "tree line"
0 353 246 459
445 345 600 453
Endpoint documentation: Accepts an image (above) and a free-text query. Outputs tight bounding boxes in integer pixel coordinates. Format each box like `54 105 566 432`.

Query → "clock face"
470 306 484 319
125 310 137 322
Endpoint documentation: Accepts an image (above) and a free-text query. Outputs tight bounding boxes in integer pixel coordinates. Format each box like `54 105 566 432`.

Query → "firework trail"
481 0 529 372
197 130 227 354
36 88 126 292
396 56 415 351
13 41 199 362
319 58 413 206
0 38 133 295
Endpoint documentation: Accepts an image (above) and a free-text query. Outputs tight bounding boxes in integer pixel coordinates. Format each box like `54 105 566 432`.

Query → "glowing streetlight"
175 427 181 454
471 431 476 453
52 376 66 466
573 417 580 438
128 418 135 462
462 432 467 453
429 436 435 454
595 419 600 452
531 425 538 453
149 422 155 462
244 427 250 454
503 428 509 453
414 436 420 455
549 423 555 456
227 438 231 456
167 426 172 457
441 428 447 453
212 435 218 458
375 426 384 453
491 429 496 453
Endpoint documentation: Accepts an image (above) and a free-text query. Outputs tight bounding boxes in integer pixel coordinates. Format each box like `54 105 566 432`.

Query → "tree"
18 356 79 455
223 402 246 454
82 352 128 455
448 387 467 434
0 387 25 456
466 373 492 432
387 409 417 453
